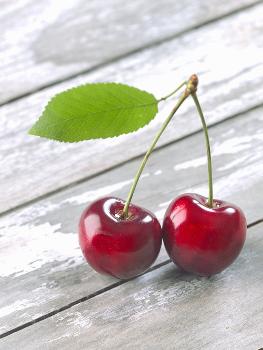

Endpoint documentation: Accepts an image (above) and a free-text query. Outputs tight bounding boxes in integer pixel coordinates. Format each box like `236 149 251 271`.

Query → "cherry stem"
122 76 197 218
191 92 214 207
158 81 187 102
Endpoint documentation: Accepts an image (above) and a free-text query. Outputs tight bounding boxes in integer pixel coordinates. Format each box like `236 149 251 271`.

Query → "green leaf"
29 83 158 142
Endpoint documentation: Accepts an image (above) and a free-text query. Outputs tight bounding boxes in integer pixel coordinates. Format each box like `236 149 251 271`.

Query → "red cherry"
162 193 246 276
79 197 162 279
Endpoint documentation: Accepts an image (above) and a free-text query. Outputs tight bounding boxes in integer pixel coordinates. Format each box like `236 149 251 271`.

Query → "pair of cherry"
79 74 247 279
79 193 246 280
79 76 246 280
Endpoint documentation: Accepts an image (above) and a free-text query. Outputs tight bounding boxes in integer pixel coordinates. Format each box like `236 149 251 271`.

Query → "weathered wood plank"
0 0 259 105
1 222 263 349
1 106 263 334
1 3 263 213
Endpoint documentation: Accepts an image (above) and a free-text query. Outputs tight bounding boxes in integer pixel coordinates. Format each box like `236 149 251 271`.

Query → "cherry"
161 76 246 276
79 196 162 279
162 193 247 276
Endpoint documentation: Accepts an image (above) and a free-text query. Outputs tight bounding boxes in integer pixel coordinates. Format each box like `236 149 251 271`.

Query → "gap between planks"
1 218 263 340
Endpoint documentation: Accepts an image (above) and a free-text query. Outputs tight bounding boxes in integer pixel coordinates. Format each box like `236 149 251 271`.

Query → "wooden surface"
1 1 263 349
0 0 259 105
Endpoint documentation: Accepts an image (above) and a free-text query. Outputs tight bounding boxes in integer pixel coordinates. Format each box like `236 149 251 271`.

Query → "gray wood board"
0 0 260 105
1 223 263 350
1 3 263 213
1 105 263 334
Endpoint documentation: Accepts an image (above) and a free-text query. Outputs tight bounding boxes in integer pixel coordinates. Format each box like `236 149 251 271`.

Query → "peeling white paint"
174 157 206 171
173 133 263 175
182 161 263 200
0 223 81 278
92 274 206 325
64 179 133 205
0 178 135 228
0 175 154 230
213 134 263 156
218 155 249 172
47 311 92 342
71 312 92 330
64 173 150 205
0 299 37 318
46 333 73 345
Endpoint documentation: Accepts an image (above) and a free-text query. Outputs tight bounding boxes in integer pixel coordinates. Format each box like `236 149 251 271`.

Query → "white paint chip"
0 223 81 278
174 157 206 171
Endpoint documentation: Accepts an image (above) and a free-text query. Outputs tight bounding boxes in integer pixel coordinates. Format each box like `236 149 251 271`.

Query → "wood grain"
0 0 259 105
1 105 263 335
1 223 263 349
1 3 263 213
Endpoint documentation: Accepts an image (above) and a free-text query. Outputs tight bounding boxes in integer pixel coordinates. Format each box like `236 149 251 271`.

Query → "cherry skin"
162 193 246 276
79 196 162 280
